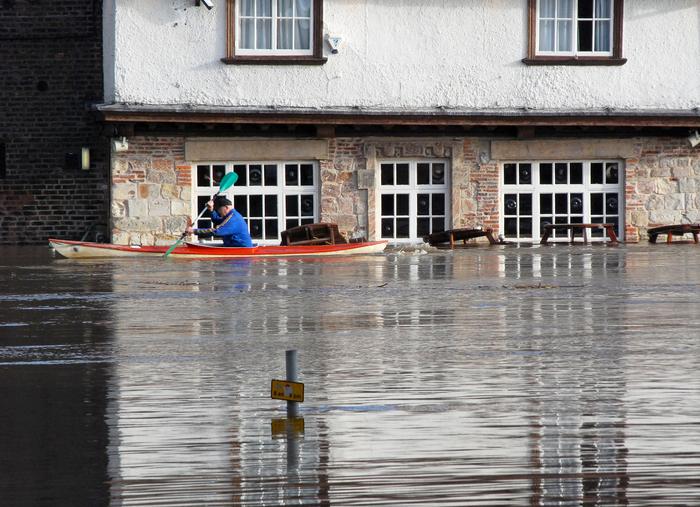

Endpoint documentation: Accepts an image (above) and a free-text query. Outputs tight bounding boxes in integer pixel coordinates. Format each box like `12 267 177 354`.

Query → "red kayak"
49 238 388 259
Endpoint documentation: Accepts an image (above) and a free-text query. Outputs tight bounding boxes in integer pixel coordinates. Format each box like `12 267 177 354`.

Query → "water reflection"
2 246 700 505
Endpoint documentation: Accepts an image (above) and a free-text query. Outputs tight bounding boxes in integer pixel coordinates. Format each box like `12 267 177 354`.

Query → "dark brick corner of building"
0 0 109 245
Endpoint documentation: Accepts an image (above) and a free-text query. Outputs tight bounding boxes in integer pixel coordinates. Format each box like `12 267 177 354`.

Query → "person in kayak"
185 196 254 247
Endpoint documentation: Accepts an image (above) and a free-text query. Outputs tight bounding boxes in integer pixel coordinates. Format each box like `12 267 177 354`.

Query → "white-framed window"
194 161 319 244
377 160 451 243
237 0 313 55
500 161 623 242
537 0 614 56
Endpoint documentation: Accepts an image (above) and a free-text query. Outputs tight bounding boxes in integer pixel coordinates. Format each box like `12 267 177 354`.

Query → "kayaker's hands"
185 226 194 235
206 200 215 212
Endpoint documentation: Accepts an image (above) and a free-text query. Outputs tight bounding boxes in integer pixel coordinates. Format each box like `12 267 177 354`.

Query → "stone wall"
0 0 107 245
111 137 191 245
626 138 700 241
109 135 700 245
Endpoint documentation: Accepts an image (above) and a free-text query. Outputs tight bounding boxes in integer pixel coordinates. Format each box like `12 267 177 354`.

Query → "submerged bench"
648 224 700 244
280 223 348 246
423 227 498 248
540 223 619 245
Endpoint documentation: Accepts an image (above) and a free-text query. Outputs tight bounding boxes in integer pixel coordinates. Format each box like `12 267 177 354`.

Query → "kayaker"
185 196 254 247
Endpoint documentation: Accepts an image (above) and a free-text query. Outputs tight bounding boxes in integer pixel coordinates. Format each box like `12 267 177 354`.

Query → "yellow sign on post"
271 379 304 402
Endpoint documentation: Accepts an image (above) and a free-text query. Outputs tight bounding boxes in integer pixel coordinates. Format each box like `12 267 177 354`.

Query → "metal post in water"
286 349 299 418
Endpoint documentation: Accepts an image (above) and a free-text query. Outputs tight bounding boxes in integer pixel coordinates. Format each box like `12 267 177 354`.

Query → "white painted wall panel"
107 0 700 111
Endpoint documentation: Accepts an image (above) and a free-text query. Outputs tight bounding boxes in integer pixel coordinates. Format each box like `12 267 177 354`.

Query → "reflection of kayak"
49 238 388 259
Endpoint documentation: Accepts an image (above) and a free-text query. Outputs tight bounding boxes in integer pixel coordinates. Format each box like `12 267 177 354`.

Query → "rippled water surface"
1 245 700 506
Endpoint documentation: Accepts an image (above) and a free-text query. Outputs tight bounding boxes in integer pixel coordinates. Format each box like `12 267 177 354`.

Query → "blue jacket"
194 209 254 247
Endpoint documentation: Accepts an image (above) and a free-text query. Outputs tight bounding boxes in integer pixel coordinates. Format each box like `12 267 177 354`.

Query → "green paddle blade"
218 172 238 193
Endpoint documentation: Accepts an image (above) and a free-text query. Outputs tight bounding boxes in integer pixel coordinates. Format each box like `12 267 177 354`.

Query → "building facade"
0 0 109 245
103 0 700 245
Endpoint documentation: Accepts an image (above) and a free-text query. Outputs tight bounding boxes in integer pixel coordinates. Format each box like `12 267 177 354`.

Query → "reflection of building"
497 249 629 504
103 3 700 247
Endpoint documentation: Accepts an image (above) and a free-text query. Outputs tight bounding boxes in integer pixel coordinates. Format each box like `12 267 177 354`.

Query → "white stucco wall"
106 0 700 111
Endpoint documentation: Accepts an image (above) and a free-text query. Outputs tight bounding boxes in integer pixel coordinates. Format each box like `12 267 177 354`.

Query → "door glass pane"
540 163 553 184
249 165 263 186
198 195 211 219
520 194 533 215
213 165 225 186
418 163 430 185
381 164 394 185
396 164 409 185
249 219 263 239
264 164 277 186
417 218 430 237
570 163 583 184
285 195 298 216
234 164 247 186
396 194 409 216
265 219 278 239
381 194 393 216
504 194 518 216
606 193 619 214
570 193 584 214
555 163 568 184
234 195 247 217
300 195 314 216
606 163 619 184
265 195 277 216
519 218 532 237
197 165 211 187
417 194 430 215
432 218 445 233
504 164 517 185
519 164 532 185
286 219 298 230
396 218 410 238
591 193 604 215
285 164 299 185
555 193 568 214
381 218 394 238
505 218 518 237
433 194 445 215
591 163 604 184
250 195 263 216
432 163 445 184
300 164 314 185
541 194 553 214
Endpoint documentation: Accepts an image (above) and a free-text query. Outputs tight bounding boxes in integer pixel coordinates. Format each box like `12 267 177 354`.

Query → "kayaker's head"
214 196 233 216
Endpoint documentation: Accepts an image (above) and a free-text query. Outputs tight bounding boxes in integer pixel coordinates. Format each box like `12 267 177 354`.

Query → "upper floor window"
223 0 326 65
524 0 626 65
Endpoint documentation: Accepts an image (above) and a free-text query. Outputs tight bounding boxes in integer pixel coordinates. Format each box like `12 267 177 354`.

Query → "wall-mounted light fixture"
81 147 90 170
112 137 129 153
326 34 343 54
689 131 700 148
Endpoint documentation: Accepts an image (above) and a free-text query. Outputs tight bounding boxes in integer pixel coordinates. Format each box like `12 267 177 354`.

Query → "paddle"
163 172 239 258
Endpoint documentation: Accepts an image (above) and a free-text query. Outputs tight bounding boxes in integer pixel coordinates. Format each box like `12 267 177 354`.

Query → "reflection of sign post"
271 379 304 402
271 417 305 438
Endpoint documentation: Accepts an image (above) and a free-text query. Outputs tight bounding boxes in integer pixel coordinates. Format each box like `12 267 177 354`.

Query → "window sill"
221 56 328 66
522 56 627 66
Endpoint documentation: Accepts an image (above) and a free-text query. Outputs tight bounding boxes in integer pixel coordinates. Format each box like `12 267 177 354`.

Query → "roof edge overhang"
95 103 700 128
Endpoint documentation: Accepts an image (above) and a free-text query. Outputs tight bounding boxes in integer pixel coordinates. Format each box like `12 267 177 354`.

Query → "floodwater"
1 244 700 506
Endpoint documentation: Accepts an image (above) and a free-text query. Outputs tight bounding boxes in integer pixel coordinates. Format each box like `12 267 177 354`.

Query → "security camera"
689 131 700 148
326 35 343 54
197 0 213 10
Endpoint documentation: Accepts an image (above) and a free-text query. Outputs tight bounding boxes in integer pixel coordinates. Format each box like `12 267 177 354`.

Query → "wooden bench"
280 223 348 246
540 223 619 245
423 227 498 248
648 224 700 244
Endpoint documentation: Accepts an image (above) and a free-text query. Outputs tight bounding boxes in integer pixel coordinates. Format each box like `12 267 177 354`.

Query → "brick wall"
0 0 107 245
